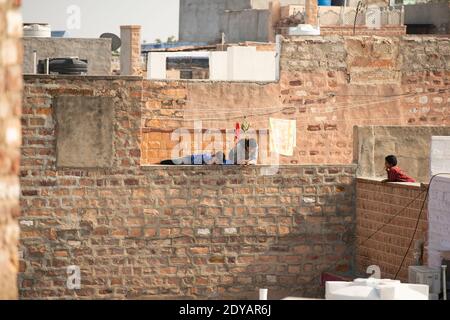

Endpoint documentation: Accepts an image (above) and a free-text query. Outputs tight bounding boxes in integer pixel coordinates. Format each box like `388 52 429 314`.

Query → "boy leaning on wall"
382 155 416 183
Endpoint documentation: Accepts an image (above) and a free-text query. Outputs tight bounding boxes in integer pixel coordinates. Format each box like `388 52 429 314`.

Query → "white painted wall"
428 136 450 268
430 136 450 176
227 46 277 81
209 51 228 80
148 53 168 79
147 47 277 81
428 174 450 268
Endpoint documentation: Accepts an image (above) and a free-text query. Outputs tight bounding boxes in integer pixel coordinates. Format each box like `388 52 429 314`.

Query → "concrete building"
179 0 273 43
23 38 112 75
178 0 311 43
403 1 450 34
179 0 406 43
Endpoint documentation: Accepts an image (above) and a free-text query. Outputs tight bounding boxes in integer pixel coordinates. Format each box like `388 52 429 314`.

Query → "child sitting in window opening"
382 155 416 183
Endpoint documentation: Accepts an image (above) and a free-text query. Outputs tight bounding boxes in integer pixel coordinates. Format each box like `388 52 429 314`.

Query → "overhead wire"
144 88 450 122
181 88 447 114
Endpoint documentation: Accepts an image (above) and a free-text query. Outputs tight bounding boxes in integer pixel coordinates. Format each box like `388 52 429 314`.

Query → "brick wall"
20 75 356 299
0 0 22 300
356 179 428 281
142 35 450 165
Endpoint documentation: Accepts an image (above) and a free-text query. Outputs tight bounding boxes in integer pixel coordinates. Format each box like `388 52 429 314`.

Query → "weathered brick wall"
278 26 407 37
320 26 407 37
142 35 450 165
20 75 356 299
0 0 22 300
356 179 428 281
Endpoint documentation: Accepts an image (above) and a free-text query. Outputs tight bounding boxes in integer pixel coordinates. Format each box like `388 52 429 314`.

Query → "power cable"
358 188 428 247
145 88 450 122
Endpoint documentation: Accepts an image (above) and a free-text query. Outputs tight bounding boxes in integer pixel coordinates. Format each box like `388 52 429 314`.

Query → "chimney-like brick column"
268 0 281 43
305 0 319 26
120 25 142 76
0 0 22 300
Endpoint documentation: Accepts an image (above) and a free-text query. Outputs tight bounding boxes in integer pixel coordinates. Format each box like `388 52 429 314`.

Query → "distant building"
178 0 407 44
400 0 450 34
141 41 209 52
179 0 290 43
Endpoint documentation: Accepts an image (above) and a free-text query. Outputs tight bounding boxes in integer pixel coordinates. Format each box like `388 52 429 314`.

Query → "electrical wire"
358 188 428 247
145 88 450 122
143 116 450 129
187 88 448 110
180 91 427 115
394 173 450 280
180 87 450 114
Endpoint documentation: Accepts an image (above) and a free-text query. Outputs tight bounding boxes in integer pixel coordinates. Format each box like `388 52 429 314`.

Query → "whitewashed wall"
428 175 450 268
147 47 277 81
430 136 450 176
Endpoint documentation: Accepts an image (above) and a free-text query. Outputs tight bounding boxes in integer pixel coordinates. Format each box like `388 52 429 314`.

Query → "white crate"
408 266 441 295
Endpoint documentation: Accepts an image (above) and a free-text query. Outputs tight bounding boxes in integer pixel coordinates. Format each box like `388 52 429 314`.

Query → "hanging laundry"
241 116 250 133
234 122 241 143
269 118 297 156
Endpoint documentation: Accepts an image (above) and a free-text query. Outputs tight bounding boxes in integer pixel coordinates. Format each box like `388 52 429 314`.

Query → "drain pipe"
33 50 37 74
443 265 447 300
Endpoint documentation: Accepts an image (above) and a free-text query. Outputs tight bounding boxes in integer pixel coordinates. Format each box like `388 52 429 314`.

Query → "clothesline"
144 90 448 122
145 88 450 120
179 88 449 115
141 116 444 132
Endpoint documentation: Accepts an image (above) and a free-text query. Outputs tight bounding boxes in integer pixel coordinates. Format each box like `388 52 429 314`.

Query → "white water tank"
23 23 51 37
288 24 321 36
326 278 429 300
408 266 441 295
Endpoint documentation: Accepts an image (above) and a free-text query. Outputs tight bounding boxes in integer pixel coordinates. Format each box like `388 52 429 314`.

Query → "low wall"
21 75 356 299
23 38 112 75
356 178 428 281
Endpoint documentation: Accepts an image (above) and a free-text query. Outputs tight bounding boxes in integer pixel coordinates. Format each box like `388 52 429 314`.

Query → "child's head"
385 155 398 169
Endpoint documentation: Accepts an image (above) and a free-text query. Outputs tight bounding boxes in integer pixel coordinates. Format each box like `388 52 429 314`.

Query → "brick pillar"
0 0 22 300
120 25 142 76
268 1 281 43
305 0 319 26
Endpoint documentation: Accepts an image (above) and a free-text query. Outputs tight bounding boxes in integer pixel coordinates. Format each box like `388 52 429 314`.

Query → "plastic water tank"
318 0 332 5
23 24 51 37
326 278 429 300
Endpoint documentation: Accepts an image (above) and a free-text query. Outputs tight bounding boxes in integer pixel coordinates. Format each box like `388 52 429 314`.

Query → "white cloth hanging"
269 118 297 156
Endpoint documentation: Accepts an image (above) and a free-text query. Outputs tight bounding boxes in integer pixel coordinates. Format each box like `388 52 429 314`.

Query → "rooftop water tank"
326 278 429 300
288 24 321 36
23 23 51 37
